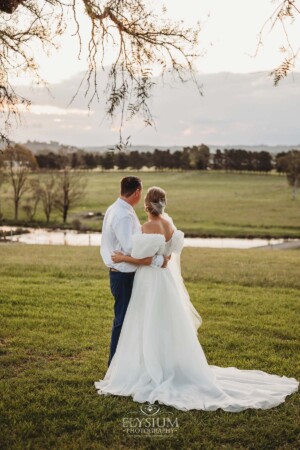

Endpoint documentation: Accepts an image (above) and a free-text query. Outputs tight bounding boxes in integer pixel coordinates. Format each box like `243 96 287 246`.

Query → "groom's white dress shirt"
100 197 164 272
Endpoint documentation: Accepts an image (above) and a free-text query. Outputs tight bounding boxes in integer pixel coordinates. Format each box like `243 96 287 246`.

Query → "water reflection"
1 226 295 249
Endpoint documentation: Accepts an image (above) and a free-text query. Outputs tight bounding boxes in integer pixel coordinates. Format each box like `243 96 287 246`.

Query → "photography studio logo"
122 402 179 437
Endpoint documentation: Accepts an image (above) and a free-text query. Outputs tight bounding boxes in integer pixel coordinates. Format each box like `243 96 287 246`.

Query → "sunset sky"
10 0 300 147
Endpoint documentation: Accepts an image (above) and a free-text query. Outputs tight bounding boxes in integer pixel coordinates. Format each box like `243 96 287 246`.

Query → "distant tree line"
0 144 299 226
34 144 299 175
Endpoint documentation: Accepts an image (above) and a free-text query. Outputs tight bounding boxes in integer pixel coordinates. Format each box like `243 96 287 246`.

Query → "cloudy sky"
10 0 300 147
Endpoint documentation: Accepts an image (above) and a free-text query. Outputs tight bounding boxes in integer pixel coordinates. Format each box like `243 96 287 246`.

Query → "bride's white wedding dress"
95 213 298 412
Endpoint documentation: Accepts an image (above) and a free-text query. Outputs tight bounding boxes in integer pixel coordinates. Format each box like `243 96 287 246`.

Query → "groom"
100 176 170 366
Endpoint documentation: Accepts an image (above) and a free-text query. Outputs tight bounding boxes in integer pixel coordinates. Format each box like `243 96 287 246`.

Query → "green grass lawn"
0 244 299 449
1 171 300 238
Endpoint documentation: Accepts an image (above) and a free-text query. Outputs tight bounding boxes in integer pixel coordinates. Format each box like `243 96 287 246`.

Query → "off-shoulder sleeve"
170 230 185 253
131 233 165 259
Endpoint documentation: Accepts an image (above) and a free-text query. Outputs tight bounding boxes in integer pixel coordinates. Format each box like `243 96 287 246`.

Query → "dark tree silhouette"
276 152 290 173
256 151 273 173
101 152 115 170
284 150 300 199
128 151 144 170
83 152 97 169
115 152 129 170
153 149 172 170
196 144 210 170
36 152 68 170
212 149 224 170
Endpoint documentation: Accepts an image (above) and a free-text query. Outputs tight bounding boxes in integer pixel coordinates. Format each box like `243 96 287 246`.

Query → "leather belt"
109 268 135 274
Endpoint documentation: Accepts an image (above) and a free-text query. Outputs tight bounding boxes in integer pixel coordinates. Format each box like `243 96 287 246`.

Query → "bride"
94 186 298 412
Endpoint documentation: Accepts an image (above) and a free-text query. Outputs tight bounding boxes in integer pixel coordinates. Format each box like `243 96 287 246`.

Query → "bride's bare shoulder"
141 218 173 235
141 221 157 233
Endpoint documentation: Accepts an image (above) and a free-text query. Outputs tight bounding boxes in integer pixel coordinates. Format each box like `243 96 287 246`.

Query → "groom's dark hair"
121 176 142 197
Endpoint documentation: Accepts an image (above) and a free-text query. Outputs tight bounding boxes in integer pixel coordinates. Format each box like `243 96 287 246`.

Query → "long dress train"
95 214 299 412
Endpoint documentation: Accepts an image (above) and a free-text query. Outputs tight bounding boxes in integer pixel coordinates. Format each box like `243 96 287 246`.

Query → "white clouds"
183 128 193 136
6 0 300 149
10 70 300 147
20 104 93 116
164 0 300 73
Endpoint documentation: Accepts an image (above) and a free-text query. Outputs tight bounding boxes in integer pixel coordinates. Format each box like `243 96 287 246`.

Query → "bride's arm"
111 252 152 266
112 252 170 266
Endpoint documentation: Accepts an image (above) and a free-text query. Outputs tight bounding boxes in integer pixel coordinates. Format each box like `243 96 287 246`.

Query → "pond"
1 226 298 249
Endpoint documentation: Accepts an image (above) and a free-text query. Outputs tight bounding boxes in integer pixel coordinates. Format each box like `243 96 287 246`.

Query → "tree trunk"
292 180 297 200
63 207 68 223
14 199 19 220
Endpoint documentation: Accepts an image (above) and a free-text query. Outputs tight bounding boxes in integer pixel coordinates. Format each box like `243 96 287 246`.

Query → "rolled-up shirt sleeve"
114 216 134 255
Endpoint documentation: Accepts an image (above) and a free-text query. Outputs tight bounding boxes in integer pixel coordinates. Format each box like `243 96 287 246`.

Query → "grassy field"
1 171 300 238
1 244 299 449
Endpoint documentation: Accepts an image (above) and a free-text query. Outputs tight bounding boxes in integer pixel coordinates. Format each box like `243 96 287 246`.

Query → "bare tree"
22 195 40 221
0 0 203 147
54 168 87 223
31 175 57 224
1 144 38 220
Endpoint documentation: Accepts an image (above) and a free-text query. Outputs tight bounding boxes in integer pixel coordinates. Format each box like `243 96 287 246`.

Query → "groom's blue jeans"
108 269 135 367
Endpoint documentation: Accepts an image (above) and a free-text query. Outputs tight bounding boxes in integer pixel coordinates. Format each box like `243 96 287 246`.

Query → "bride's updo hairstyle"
144 186 166 216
